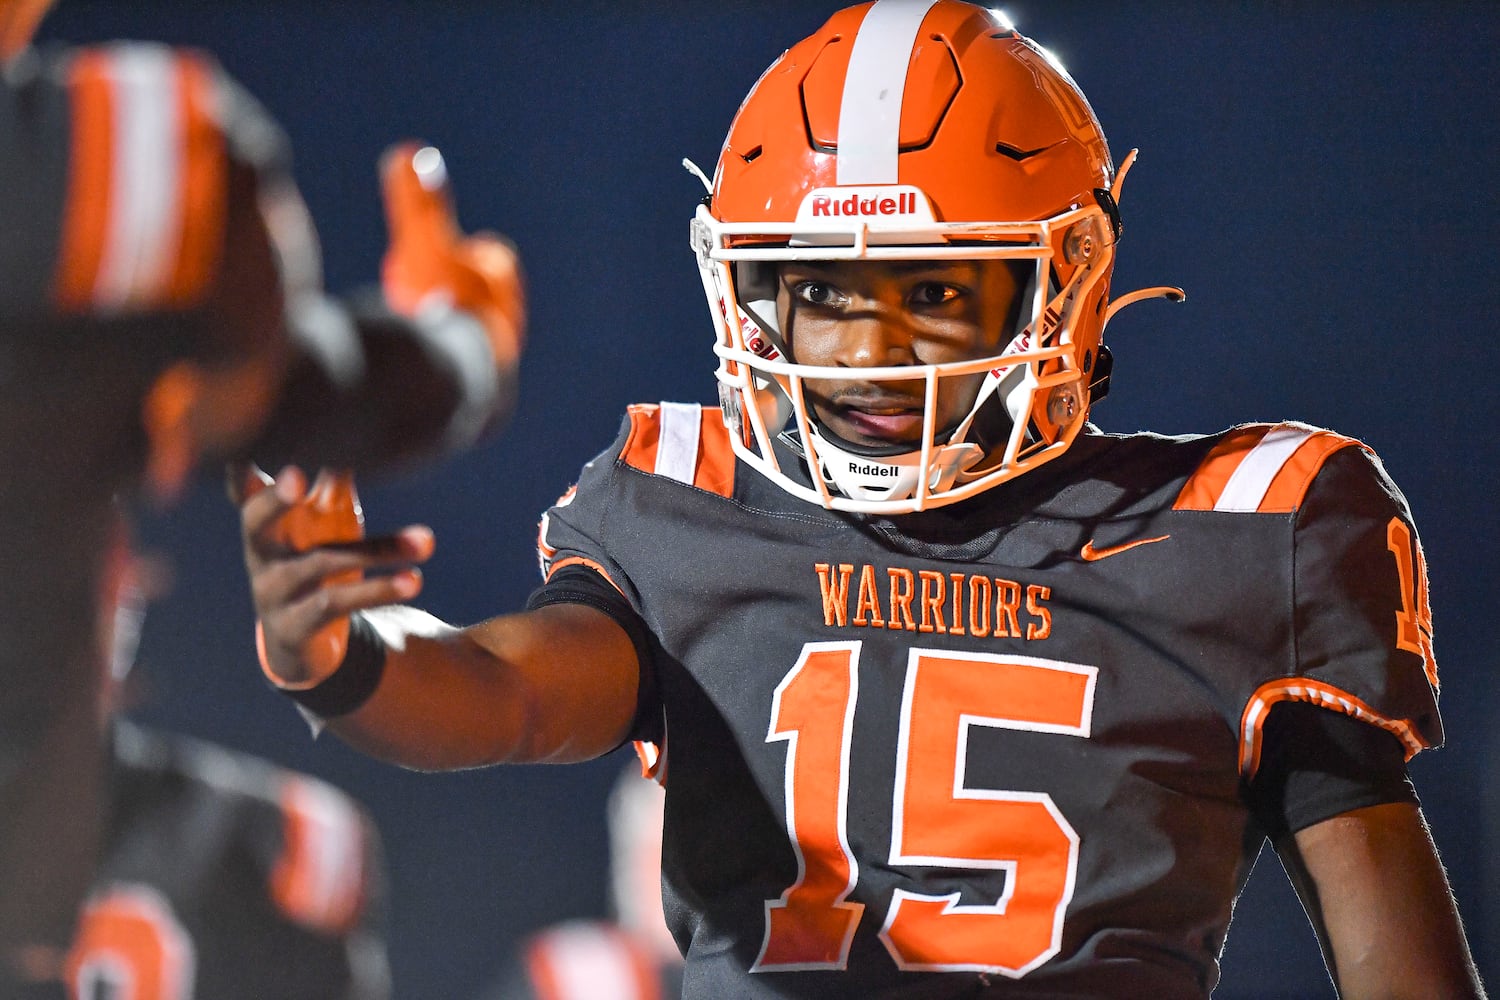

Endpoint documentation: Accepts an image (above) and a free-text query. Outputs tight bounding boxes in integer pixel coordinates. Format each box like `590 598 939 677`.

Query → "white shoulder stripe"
654 401 702 484
1214 423 1316 511
836 0 938 185
95 47 184 310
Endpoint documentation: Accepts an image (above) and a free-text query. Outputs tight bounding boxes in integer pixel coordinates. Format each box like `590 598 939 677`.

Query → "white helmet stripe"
95 47 184 310
835 0 938 185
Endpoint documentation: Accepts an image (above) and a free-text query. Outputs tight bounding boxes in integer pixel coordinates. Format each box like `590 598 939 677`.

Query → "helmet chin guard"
692 1 1182 514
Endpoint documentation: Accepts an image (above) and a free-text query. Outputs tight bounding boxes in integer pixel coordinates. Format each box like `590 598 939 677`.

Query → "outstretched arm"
1278 802 1486 1000
239 465 639 770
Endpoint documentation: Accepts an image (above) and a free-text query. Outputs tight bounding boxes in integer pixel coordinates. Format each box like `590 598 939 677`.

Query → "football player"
236 2 1485 998
68 721 392 1000
8 527 399 1000
0 0 523 992
52 534 393 1000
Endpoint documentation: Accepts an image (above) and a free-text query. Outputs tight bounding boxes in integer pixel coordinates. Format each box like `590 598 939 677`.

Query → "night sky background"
34 2 1498 997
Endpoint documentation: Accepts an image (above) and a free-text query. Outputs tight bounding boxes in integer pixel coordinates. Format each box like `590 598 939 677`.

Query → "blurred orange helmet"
691 0 1179 513
0 0 53 62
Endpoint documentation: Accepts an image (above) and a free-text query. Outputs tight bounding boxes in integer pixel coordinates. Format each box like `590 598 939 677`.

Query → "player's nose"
835 310 917 369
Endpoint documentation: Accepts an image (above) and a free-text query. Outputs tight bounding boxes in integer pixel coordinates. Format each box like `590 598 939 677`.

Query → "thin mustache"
827 387 926 410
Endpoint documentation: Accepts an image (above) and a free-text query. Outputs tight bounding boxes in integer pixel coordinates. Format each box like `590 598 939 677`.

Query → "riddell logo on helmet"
811 192 919 218
795 186 936 226
848 461 899 478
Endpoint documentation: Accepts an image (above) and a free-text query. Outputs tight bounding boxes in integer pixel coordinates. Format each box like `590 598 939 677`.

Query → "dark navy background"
36 3 1497 997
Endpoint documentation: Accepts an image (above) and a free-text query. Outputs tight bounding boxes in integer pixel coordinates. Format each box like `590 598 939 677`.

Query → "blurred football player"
478 759 682 1000
236 2 1485 998
0 0 523 992
57 534 393 1000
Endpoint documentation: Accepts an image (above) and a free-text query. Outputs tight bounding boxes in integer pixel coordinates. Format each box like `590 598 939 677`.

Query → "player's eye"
910 282 962 307
793 281 845 308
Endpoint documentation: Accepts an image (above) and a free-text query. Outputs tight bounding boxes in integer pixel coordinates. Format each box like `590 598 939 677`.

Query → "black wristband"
274 612 387 718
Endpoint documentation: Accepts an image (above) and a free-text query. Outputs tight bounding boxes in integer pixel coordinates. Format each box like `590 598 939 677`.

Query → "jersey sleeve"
1241 444 1443 780
535 412 645 605
531 410 672 745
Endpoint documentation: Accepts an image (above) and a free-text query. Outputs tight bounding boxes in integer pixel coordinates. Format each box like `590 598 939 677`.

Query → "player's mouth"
820 388 926 446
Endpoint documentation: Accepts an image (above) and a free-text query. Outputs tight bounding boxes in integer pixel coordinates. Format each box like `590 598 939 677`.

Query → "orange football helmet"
692 0 1181 513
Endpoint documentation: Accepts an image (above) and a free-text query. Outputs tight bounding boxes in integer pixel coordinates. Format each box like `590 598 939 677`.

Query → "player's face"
777 258 1024 450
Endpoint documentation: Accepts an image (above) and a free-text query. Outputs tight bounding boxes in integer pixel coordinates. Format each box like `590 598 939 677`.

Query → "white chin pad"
810 427 984 503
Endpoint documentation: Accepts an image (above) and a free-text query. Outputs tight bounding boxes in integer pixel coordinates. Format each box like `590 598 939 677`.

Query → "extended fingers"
263 568 425 643
239 465 309 545
249 526 434 610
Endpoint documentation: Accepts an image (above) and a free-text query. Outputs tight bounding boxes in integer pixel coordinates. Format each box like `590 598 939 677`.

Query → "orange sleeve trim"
1238 677 1431 779
535 484 578 569
55 49 115 311
545 555 626 597
1254 430 1365 513
1173 425 1272 511
632 739 666 784
165 52 225 306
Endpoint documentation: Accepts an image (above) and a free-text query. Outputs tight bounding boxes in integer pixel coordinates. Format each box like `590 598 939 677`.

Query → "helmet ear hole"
1093 187 1123 239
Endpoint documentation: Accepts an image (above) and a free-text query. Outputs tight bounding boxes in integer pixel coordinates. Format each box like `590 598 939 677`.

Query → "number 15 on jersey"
755 640 1097 978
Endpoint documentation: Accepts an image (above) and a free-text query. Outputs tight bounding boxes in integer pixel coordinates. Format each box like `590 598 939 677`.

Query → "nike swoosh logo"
1079 534 1171 562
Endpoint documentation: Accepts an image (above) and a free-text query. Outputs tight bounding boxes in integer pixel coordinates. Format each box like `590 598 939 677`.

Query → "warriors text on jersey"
534 403 1439 999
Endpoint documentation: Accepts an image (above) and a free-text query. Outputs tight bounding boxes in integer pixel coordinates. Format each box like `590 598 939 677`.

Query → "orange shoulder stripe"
1238 677 1430 779
165 52 226 306
55 49 115 311
620 401 735 498
1255 428 1364 512
1174 422 1365 513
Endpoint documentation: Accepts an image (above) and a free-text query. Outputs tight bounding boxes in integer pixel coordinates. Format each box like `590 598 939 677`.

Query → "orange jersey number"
1386 517 1438 690
756 642 1096 977
66 886 194 1000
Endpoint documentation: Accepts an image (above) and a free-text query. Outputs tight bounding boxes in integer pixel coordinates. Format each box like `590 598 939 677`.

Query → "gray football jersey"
537 403 1441 999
